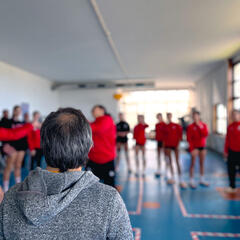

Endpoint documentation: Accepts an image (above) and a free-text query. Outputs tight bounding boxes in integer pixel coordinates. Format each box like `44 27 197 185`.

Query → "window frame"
232 61 240 109
214 103 227 135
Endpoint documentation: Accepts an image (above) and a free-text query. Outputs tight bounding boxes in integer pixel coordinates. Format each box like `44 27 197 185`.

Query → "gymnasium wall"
0 62 59 117
58 89 119 121
196 62 228 153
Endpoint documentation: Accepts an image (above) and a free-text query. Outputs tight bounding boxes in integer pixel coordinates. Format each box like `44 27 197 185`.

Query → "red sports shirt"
28 129 41 151
224 121 240 154
133 123 149 145
187 122 208 152
155 122 166 141
0 124 33 141
164 122 182 147
89 115 116 164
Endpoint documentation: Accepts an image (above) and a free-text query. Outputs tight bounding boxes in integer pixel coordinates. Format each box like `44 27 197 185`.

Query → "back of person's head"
41 108 92 172
166 112 172 122
156 113 162 121
2 109 9 118
232 109 240 122
33 111 40 117
13 105 21 118
193 111 200 116
119 112 124 121
192 111 201 121
33 111 41 121
137 114 144 123
92 105 107 118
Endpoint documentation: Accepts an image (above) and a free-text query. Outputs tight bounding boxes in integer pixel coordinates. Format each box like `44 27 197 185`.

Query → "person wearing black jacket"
0 110 11 157
115 113 131 173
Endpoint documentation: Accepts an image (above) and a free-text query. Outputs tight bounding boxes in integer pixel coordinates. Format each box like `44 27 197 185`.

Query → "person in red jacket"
133 115 149 177
187 111 209 188
164 113 186 188
87 105 116 187
224 109 240 193
155 113 166 177
0 124 33 141
28 111 43 170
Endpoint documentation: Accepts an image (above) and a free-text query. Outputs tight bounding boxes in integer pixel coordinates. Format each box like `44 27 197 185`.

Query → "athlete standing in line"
133 115 149 177
187 111 209 188
164 113 187 188
224 109 240 193
155 113 166 177
115 113 131 173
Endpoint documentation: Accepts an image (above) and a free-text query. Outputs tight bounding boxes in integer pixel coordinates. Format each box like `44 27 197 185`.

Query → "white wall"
196 62 228 153
59 89 119 121
0 62 59 118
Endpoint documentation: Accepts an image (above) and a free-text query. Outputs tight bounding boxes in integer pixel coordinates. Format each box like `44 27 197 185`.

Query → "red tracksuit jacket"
0 124 32 141
187 122 208 152
133 123 149 145
224 121 240 154
164 122 182 147
155 122 166 141
89 115 116 164
28 129 41 151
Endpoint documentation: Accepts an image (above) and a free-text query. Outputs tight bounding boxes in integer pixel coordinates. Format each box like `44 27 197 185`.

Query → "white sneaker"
189 182 197 189
180 182 188 189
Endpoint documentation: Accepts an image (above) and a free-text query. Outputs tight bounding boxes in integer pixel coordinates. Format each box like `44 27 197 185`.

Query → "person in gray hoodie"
0 108 134 240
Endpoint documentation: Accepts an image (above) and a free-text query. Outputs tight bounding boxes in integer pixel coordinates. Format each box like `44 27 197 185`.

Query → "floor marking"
128 177 144 215
191 231 240 239
174 185 240 220
214 173 240 178
173 185 188 217
133 228 141 240
143 202 160 209
216 187 240 201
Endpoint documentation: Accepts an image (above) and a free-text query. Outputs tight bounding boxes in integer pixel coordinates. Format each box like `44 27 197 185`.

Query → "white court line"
174 185 240 220
191 231 240 239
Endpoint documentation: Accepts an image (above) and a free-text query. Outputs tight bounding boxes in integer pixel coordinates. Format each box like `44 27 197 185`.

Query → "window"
119 90 190 131
233 62 240 109
215 104 227 135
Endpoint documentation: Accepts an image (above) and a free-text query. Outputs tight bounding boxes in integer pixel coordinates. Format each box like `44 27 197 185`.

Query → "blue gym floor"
1 142 240 240
116 142 240 240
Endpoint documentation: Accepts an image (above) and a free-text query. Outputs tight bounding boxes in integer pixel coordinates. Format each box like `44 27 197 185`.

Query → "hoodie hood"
16 167 98 226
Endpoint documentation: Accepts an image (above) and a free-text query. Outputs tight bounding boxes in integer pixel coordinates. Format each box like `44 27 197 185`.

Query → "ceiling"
0 0 240 85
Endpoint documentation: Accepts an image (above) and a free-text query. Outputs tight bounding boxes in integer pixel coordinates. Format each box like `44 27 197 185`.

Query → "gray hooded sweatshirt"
0 168 133 240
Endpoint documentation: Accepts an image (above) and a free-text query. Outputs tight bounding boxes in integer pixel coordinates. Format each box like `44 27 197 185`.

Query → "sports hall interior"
0 1 240 239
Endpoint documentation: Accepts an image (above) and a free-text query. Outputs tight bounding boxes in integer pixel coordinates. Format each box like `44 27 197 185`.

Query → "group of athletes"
116 111 209 189
116 109 240 192
0 105 239 195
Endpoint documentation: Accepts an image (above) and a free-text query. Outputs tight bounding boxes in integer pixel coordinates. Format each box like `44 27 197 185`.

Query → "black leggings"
87 160 115 187
227 150 240 189
31 149 43 170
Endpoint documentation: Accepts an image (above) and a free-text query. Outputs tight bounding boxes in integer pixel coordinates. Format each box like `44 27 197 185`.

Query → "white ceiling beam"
89 0 128 78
